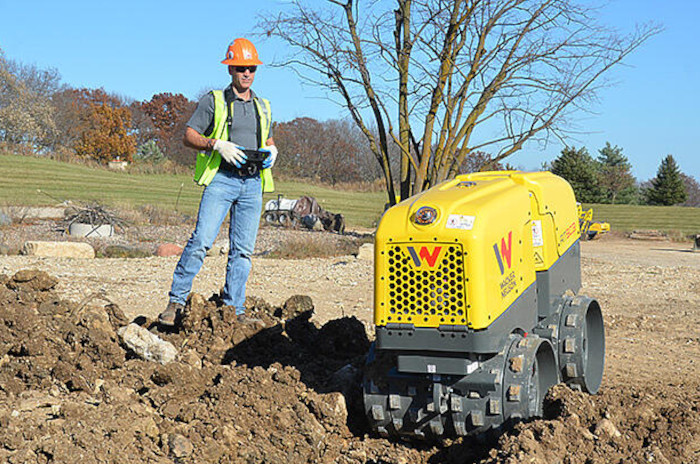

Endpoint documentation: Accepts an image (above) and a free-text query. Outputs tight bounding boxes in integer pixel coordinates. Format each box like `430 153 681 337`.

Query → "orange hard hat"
221 38 263 66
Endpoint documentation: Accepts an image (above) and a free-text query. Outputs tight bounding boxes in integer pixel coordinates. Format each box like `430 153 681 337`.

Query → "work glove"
214 140 247 168
261 145 278 169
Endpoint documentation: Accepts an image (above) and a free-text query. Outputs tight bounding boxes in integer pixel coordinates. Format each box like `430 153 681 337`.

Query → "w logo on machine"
407 245 443 268
493 231 513 275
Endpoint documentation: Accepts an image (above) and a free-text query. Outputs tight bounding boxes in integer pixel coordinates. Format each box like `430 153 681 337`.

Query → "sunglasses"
234 66 257 73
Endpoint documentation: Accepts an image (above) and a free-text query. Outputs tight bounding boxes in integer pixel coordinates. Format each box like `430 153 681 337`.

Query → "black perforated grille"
382 243 467 327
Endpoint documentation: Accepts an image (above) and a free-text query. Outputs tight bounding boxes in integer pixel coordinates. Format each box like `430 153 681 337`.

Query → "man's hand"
261 145 278 169
214 140 247 168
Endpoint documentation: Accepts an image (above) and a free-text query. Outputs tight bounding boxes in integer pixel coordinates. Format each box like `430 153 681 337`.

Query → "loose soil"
0 226 698 463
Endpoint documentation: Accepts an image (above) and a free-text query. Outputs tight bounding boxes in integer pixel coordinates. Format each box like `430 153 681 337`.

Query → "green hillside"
2 154 698 235
0 154 386 228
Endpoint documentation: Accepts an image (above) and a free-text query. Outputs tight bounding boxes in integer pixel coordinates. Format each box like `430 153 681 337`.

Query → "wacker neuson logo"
493 231 516 298
407 246 443 268
493 231 513 275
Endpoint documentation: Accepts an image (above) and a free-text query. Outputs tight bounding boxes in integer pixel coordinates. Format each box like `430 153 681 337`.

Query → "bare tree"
4 58 63 98
259 0 660 204
680 173 700 208
275 117 381 184
459 150 514 174
0 51 57 150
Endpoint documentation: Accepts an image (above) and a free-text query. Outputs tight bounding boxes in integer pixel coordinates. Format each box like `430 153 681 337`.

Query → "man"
158 38 278 326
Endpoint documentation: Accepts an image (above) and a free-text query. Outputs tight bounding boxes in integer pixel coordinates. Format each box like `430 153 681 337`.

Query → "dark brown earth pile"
0 269 414 463
1 270 698 463
478 384 699 464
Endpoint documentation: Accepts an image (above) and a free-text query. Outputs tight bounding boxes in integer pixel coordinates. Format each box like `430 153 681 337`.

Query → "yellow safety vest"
193 89 274 192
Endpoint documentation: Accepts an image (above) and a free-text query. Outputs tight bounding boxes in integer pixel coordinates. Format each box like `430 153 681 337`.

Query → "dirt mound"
0 269 404 463
1 270 698 463
475 385 700 464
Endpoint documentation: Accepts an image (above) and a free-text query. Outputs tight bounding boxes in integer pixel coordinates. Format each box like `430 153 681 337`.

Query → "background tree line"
0 49 386 183
1 47 697 206
548 143 697 207
0 49 198 166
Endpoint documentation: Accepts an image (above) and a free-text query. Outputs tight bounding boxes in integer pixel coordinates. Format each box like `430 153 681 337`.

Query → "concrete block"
22 241 95 259
5 206 66 220
356 242 374 261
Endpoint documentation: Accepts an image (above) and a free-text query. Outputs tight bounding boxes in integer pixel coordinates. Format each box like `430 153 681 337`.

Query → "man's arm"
184 127 216 152
184 130 274 151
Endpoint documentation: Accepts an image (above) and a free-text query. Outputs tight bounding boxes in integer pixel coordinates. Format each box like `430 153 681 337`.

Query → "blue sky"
1 0 697 181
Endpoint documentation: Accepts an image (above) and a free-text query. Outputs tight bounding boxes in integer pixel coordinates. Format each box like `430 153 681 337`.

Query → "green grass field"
2 153 698 235
581 203 700 238
0 154 387 228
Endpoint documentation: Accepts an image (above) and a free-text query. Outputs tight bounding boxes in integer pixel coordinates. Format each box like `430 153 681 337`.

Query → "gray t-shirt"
187 87 271 150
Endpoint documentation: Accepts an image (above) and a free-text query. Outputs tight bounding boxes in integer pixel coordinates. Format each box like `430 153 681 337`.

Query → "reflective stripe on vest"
193 89 274 192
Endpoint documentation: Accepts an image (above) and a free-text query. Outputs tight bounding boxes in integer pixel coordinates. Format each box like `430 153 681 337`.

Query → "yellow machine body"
374 171 579 331
365 171 605 440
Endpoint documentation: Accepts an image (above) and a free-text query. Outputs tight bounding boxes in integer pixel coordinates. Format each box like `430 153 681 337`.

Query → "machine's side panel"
511 172 580 263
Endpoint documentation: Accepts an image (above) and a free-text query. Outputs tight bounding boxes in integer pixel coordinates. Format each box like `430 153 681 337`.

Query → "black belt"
219 161 260 178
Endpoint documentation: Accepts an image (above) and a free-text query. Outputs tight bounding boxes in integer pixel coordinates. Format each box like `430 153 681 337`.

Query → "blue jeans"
169 170 262 314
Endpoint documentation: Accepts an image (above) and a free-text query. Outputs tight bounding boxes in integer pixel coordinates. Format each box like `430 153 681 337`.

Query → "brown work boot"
158 302 184 327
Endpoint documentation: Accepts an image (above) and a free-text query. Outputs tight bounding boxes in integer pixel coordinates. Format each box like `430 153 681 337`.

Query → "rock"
207 239 229 256
156 243 183 257
5 206 65 219
21 241 95 259
283 295 314 317
646 446 670 464
180 349 203 369
327 391 348 419
117 323 178 365
593 418 621 439
168 433 193 458
9 270 58 291
17 392 60 411
0 212 11 226
103 245 151 258
356 242 374 261
133 416 159 439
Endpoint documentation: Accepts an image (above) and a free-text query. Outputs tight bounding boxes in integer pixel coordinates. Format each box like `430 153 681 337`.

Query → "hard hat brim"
221 58 263 66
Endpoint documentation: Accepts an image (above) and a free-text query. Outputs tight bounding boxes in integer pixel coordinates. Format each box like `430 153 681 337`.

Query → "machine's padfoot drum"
502 334 559 423
558 297 605 394
362 334 561 441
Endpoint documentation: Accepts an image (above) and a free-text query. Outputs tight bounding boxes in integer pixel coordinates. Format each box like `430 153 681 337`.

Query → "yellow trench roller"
363 171 605 440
